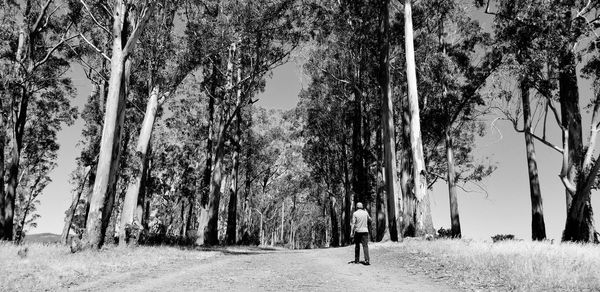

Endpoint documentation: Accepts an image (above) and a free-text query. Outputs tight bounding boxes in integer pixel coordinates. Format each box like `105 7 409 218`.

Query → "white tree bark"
404 0 432 235
85 1 154 249
118 86 161 246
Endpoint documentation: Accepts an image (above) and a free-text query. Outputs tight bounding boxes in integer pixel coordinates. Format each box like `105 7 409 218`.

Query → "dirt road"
70 245 459 291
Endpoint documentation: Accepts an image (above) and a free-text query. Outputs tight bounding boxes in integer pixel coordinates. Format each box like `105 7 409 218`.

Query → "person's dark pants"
354 232 369 262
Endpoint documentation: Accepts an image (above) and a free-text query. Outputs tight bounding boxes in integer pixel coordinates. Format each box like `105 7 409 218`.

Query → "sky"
32 8 600 241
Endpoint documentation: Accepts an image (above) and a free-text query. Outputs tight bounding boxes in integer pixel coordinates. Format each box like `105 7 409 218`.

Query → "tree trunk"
341 139 352 245
375 162 387 242
240 123 253 243
180 198 187 237
559 52 583 215
61 167 92 244
404 0 433 236
225 146 239 245
103 194 120 245
84 1 153 249
4 110 24 240
136 145 151 231
351 90 366 207
202 136 225 245
0 97 6 240
201 43 238 246
280 201 285 243
521 80 546 241
445 129 462 238
101 58 130 247
85 4 128 248
119 86 161 246
196 66 217 246
329 196 340 247
559 48 596 242
4 79 30 240
226 56 243 245
83 167 96 229
1 9 28 241
399 95 415 237
375 125 387 242
379 0 399 242
259 212 263 246
185 196 195 238
563 186 596 242
0 95 4 219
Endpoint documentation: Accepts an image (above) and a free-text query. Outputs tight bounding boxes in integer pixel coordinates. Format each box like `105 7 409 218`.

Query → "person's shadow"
347 260 370 265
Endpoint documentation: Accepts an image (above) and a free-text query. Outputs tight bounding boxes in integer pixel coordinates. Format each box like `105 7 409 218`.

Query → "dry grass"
3 239 599 291
0 242 216 291
373 239 600 291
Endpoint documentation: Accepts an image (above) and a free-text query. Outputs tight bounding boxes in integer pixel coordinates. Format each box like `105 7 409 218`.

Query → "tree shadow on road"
193 245 286 255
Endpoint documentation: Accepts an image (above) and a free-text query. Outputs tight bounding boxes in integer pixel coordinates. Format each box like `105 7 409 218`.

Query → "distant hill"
24 233 61 244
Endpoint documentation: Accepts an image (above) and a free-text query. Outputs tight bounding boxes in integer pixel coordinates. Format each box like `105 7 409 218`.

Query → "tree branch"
79 0 111 35
66 43 108 83
32 0 54 33
33 23 77 70
79 33 111 61
512 125 564 154
123 3 155 57
559 128 577 194
318 66 351 85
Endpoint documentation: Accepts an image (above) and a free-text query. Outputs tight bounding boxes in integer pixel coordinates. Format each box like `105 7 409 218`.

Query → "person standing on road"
351 202 371 265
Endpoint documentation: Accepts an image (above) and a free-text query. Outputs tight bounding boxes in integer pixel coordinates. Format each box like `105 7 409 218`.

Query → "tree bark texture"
404 0 433 236
329 196 340 247
521 80 546 241
379 0 399 242
0 97 6 240
84 1 153 249
559 50 596 242
559 51 582 213
85 3 128 248
119 86 161 246
2 3 28 241
444 129 462 238
61 167 92 244
136 146 151 231
201 43 237 245
196 66 217 245
351 91 368 208
226 55 243 245
4 87 28 240
341 139 352 245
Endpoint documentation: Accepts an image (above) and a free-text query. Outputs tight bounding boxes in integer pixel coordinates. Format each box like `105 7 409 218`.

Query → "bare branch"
577 0 593 18
66 43 108 83
33 23 77 69
559 128 577 195
546 99 563 129
43 3 62 29
79 33 111 61
317 65 351 84
32 0 54 33
79 0 111 35
512 126 564 154
127 99 146 115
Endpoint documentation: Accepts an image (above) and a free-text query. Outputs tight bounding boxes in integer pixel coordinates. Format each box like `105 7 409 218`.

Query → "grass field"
373 239 600 291
0 242 217 291
1 238 599 291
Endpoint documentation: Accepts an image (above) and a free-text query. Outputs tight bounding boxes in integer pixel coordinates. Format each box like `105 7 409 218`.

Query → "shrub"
437 227 453 238
491 234 515 242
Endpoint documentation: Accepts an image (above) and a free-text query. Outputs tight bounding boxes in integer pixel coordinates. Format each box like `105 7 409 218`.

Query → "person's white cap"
356 202 363 209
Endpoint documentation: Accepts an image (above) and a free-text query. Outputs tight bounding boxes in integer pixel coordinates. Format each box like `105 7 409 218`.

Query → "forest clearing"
2 239 600 291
